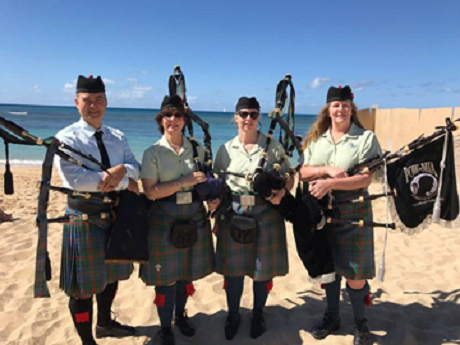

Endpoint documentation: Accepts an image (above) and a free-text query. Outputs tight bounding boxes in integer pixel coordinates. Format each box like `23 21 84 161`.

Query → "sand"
1 168 459 345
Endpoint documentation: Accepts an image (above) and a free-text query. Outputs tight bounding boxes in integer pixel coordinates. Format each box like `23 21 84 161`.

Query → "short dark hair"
154 108 190 134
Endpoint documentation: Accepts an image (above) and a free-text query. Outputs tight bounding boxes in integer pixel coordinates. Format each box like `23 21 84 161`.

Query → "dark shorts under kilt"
327 190 375 280
60 218 134 296
139 200 215 286
215 203 288 281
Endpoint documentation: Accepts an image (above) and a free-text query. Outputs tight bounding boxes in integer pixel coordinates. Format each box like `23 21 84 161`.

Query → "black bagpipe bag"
278 183 335 279
105 191 151 263
387 131 459 228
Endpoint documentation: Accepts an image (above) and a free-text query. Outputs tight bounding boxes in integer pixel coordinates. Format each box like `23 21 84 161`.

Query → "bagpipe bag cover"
386 132 459 229
279 184 335 279
105 191 150 262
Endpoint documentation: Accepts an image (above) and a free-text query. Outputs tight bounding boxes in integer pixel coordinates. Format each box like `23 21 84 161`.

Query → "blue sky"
0 0 458 114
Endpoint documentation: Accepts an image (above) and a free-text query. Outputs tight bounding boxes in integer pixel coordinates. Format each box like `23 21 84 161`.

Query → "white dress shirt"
55 119 140 192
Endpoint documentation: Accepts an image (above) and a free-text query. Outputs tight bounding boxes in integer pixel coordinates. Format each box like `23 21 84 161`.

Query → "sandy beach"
1 168 460 345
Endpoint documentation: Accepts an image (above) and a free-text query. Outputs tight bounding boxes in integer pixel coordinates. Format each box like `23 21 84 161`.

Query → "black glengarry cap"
326 85 354 103
235 96 260 111
76 75 106 93
160 95 184 110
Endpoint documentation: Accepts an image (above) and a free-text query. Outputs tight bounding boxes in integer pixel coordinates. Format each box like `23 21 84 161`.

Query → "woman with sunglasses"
209 96 292 340
300 86 381 345
140 95 215 345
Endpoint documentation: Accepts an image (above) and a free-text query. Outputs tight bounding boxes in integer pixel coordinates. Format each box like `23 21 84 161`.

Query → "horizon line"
0 103 318 116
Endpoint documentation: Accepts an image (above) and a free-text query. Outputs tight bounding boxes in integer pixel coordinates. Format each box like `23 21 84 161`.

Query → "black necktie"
94 131 111 168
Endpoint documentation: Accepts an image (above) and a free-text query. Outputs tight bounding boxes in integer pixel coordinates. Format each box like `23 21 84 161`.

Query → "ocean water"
0 104 316 166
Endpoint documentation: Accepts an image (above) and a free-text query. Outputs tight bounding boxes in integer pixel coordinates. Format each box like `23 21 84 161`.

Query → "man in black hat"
55 75 140 345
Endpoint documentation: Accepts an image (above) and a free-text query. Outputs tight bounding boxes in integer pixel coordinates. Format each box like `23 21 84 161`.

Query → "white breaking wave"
8 111 28 115
0 159 44 167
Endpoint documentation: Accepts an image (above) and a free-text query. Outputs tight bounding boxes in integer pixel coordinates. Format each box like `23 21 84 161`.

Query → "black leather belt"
231 194 267 206
68 196 113 214
160 190 200 203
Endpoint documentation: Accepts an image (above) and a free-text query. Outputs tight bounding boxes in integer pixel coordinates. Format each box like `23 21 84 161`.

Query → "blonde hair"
302 101 363 151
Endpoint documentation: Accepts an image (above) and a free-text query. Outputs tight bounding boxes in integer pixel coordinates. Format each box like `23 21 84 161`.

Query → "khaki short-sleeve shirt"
214 132 291 194
302 124 382 171
141 135 205 191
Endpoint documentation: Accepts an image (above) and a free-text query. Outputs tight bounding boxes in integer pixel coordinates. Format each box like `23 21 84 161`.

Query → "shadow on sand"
133 287 460 345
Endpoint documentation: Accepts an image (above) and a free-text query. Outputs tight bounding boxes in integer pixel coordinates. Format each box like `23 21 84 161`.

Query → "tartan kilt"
327 190 375 280
139 200 215 286
215 204 288 281
60 218 133 296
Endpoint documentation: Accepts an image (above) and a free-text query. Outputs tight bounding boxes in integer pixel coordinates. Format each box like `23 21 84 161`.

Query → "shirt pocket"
185 157 196 173
343 141 360 169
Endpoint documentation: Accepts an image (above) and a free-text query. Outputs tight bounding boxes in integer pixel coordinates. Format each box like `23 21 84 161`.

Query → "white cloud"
117 84 154 99
352 80 375 91
126 77 137 82
63 79 77 93
309 77 331 89
188 96 197 104
31 85 41 93
141 70 148 74
443 88 460 94
103 78 115 84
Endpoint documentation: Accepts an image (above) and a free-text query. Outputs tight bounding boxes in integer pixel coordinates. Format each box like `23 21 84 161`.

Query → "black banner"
387 131 459 229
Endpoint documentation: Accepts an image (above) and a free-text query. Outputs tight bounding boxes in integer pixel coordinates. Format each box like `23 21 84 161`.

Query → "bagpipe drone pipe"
251 74 302 198
0 116 150 297
168 65 225 202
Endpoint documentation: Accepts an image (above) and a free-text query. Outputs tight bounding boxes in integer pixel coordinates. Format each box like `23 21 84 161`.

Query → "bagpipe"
0 116 111 195
316 117 459 234
0 116 149 298
217 74 302 201
168 65 224 202
291 117 459 234
284 117 460 283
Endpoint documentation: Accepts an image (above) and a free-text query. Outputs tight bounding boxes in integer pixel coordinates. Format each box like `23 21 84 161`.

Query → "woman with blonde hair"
300 86 381 345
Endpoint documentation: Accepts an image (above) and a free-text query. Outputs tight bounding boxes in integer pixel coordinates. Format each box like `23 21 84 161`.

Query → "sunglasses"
238 111 259 119
163 112 184 119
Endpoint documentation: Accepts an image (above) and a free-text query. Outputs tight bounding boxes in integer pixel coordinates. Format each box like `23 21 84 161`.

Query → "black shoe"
250 313 267 339
225 313 241 340
95 320 136 338
158 327 175 345
174 312 196 337
353 319 370 345
311 310 341 340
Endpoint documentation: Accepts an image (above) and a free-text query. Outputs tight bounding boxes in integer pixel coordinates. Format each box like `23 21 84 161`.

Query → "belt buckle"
240 195 255 206
176 191 193 205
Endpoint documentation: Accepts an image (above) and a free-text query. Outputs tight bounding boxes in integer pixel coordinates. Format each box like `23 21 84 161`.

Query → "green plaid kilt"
215 202 288 281
327 190 375 280
139 200 215 286
60 218 133 296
